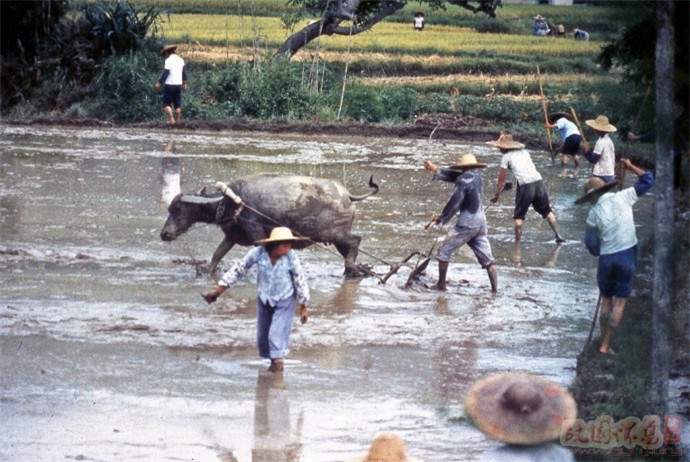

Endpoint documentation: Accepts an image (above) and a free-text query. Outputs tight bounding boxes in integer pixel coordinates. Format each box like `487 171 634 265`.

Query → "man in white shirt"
154 45 188 125
545 112 582 168
488 133 565 244
576 158 654 355
583 115 617 182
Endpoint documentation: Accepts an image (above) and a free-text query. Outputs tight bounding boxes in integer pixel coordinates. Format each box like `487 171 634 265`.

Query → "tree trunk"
651 0 675 413
275 18 340 59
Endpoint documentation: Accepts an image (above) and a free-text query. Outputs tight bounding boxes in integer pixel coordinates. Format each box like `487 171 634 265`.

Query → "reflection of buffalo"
160 174 379 276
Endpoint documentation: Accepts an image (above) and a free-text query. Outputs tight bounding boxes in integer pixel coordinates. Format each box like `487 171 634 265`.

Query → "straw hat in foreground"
464 373 577 445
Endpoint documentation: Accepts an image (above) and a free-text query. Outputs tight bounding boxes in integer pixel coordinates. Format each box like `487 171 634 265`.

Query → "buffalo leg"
209 238 234 276
335 234 366 277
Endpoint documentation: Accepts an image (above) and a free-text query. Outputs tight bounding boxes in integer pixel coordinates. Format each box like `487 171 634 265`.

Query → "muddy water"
0 125 651 461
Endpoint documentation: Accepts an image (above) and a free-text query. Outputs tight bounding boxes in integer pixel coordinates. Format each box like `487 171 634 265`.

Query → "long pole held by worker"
569 106 587 145
536 65 554 162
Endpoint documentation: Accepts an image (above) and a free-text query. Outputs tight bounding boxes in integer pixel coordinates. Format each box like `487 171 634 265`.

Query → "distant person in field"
576 158 654 355
532 15 550 36
545 112 582 168
573 28 590 41
413 12 425 31
154 44 187 125
582 115 617 183
555 24 566 37
488 133 565 244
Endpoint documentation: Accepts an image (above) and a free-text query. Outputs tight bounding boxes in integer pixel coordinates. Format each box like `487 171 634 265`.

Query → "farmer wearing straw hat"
582 115 617 183
488 133 565 244
202 227 310 372
532 14 551 36
576 159 653 355
465 372 576 461
153 44 187 125
544 112 582 168
423 154 497 293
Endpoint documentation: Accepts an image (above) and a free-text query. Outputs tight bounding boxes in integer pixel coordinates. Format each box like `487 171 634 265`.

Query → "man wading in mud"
424 154 498 293
576 159 654 355
488 133 565 244
202 227 309 373
153 45 187 125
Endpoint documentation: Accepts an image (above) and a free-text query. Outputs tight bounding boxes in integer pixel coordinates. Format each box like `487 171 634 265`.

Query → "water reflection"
160 140 181 207
511 242 563 269
252 371 303 462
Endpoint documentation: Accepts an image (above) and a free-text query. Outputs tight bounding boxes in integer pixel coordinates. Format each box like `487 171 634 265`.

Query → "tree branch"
330 1 405 35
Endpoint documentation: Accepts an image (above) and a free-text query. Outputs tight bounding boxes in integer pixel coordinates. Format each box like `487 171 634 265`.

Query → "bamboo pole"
536 65 554 161
569 106 587 145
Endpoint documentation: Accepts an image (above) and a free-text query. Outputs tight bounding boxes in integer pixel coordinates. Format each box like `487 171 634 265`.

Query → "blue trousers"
256 296 296 359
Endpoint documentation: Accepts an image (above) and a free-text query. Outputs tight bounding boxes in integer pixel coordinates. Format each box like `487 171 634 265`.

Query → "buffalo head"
160 192 224 241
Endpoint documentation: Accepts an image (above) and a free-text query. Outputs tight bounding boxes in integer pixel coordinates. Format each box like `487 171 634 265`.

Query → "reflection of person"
423 154 497 293
160 140 181 206
576 159 654 355
252 371 303 462
488 133 565 244
465 373 576 462
512 240 563 269
349 433 421 462
545 112 582 168
582 115 617 183
202 227 310 373
153 44 187 125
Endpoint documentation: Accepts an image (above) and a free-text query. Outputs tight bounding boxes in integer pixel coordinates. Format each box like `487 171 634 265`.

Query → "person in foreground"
203 227 310 373
576 158 654 355
424 154 497 293
488 133 566 244
465 372 577 462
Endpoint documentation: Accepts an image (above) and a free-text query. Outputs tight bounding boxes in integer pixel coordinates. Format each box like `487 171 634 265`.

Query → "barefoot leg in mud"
486 263 498 293
268 358 284 373
599 297 627 354
435 260 449 291
514 219 524 244
546 212 566 243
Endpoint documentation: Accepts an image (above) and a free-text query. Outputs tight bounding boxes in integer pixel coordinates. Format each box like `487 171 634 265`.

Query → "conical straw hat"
255 227 307 245
585 115 617 132
447 153 486 171
574 177 619 204
465 373 577 445
486 133 525 150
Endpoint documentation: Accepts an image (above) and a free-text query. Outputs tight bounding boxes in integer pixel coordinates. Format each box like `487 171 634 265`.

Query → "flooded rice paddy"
0 125 650 461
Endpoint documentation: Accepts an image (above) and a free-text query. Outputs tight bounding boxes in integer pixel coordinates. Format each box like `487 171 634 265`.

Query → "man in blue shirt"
576 159 654 355
424 154 497 293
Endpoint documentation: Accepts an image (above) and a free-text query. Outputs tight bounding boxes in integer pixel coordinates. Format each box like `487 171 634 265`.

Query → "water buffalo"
160 174 379 277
